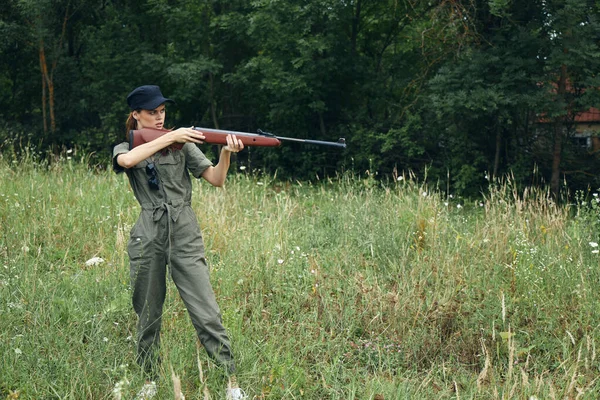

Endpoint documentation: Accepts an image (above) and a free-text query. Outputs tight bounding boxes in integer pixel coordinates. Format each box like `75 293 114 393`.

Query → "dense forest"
2 0 600 197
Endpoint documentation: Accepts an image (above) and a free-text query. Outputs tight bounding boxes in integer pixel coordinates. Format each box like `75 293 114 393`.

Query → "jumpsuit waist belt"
140 199 191 265
141 199 191 222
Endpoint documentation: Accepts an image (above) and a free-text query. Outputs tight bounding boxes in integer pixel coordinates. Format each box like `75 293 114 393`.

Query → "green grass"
1 152 600 399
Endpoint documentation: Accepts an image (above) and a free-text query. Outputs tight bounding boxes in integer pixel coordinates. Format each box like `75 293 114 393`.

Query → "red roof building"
575 107 600 123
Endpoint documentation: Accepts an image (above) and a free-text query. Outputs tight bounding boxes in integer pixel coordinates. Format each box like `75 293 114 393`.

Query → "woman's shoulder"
113 142 130 152
112 142 130 174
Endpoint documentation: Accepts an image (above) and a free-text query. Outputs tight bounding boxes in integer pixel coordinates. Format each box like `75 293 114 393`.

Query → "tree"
537 0 600 198
15 0 74 134
425 0 600 197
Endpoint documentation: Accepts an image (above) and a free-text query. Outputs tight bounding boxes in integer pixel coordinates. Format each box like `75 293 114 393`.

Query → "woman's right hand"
169 127 206 144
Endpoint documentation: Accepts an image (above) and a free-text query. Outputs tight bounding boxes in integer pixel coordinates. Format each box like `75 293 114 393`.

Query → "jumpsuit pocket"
158 151 181 167
128 217 151 286
127 235 144 262
127 235 145 286
158 150 182 180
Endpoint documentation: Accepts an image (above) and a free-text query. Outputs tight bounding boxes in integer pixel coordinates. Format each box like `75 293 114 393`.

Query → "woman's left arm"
201 134 244 187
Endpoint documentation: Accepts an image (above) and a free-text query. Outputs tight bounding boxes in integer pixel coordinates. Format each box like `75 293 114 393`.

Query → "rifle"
129 127 346 150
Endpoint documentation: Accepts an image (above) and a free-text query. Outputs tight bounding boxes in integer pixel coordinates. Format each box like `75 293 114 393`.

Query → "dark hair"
125 111 139 139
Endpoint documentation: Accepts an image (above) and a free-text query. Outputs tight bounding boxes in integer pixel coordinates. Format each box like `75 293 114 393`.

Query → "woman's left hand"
223 134 245 153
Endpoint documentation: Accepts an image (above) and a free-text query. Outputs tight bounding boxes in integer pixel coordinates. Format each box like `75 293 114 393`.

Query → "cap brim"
140 97 175 110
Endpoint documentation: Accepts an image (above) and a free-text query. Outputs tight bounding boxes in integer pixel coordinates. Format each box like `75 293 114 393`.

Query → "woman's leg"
129 231 168 379
169 210 235 374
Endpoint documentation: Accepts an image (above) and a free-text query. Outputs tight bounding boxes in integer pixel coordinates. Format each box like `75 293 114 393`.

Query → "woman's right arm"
116 127 206 169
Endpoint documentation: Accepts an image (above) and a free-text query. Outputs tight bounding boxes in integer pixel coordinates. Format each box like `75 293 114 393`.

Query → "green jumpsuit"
113 142 235 378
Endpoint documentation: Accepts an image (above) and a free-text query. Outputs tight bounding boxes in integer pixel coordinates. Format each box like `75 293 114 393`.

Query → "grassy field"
1 151 600 399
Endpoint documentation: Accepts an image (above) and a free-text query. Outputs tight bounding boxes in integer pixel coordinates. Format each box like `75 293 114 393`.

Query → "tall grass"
1 152 599 399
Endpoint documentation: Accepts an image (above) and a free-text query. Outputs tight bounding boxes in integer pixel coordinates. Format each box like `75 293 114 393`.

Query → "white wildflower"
14 348 22 355
85 257 105 267
277 259 284 264
589 242 598 248
239 166 246 171
112 378 129 400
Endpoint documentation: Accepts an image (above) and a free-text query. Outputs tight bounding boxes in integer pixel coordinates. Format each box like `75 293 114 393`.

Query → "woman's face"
133 104 166 130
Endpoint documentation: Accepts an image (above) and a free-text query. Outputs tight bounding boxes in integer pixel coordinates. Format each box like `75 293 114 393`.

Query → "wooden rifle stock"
128 127 346 150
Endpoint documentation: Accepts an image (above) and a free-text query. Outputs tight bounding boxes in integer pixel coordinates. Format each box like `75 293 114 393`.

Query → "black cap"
127 85 175 110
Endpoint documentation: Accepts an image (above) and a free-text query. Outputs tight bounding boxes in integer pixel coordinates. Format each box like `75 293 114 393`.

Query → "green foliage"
422 0 600 197
488 0 512 18
2 0 600 194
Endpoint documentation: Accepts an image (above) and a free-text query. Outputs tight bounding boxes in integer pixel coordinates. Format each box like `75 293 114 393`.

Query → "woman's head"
125 85 174 133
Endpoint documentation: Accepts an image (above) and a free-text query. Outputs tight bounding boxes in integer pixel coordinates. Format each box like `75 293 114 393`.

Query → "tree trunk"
350 0 361 55
319 112 326 137
48 74 56 132
39 42 50 134
493 124 501 179
550 64 568 200
37 2 69 134
39 42 56 133
208 71 222 161
550 122 563 199
209 72 219 129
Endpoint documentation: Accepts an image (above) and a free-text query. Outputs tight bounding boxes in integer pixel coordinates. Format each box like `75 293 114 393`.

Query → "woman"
113 85 247 399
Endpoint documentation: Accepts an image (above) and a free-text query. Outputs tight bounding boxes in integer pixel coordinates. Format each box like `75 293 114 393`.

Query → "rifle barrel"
275 136 346 148
194 127 346 149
